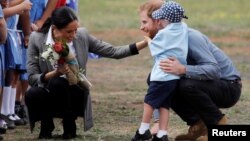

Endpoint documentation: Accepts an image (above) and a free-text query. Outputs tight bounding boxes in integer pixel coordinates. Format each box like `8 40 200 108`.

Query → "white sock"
139 122 150 134
1 86 11 115
157 130 168 138
9 88 17 115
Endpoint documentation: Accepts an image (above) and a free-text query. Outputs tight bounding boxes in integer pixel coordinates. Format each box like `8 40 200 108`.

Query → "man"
139 0 242 141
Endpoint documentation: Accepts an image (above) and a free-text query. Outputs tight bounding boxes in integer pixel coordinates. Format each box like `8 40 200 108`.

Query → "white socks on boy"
138 122 168 138
157 130 168 138
139 122 150 134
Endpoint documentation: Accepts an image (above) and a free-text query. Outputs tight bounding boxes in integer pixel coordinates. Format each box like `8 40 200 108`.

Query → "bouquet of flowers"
41 41 92 89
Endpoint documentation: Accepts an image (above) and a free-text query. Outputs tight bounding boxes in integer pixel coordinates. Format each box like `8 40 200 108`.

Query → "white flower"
41 50 50 59
52 51 60 60
41 47 60 65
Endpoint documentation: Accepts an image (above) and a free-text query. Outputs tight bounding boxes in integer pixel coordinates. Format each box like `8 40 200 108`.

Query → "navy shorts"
144 80 178 109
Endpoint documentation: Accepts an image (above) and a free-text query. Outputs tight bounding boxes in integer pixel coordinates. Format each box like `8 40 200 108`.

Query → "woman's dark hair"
40 6 78 33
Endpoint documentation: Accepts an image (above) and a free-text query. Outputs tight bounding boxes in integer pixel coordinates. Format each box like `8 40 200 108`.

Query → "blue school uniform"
17 32 27 71
30 0 46 23
66 0 77 11
5 15 23 70
0 44 5 86
0 5 5 86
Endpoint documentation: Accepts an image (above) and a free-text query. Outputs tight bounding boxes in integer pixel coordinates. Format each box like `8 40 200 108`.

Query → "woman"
25 6 147 139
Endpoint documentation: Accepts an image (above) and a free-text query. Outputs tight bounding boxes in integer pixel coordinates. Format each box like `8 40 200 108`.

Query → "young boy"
132 1 188 141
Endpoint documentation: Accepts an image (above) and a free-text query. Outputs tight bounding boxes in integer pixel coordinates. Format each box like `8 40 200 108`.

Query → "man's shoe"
196 135 208 141
131 129 152 141
39 119 55 139
38 132 52 139
63 133 77 139
196 115 228 141
175 120 207 141
217 115 227 125
152 135 169 141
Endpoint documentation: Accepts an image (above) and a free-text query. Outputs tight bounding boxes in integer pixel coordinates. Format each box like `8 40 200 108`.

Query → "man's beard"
148 29 158 38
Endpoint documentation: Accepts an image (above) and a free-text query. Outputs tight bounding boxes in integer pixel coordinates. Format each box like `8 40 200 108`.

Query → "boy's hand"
144 36 152 44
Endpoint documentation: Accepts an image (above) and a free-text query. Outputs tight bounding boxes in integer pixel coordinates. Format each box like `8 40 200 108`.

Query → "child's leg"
10 71 19 117
8 71 25 126
139 103 154 134
1 70 14 116
15 79 28 104
157 107 169 138
15 77 28 124
131 103 153 141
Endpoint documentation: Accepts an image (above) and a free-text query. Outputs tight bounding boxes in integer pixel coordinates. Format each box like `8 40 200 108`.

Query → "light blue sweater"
149 22 188 81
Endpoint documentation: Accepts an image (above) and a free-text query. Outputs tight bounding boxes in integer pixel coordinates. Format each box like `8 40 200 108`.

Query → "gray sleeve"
81 29 134 59
26 32 44 87
152 109 160 122
184 30 221 80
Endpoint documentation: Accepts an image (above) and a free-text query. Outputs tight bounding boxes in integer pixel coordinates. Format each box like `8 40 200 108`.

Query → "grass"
3 0 250 140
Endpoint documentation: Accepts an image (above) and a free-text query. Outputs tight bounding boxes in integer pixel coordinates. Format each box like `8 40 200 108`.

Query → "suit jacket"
27 27 136 131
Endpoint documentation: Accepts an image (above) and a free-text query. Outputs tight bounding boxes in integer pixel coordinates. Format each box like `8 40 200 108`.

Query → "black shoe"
63 133 77 139
15 102 28 125
0 119 7 134
11 114 25 126
39 119 54 139
62 119 77 139
0 114 15 129
131 129 152 141
152 135 169 141
0 135 3 141
38 132 52 139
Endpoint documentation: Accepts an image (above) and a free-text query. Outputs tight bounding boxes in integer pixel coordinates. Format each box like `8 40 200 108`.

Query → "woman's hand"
44 64 70 81
56 64 70 75
160 57 186 76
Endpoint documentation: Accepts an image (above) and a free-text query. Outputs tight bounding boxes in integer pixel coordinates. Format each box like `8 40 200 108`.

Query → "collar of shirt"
45 26 54 45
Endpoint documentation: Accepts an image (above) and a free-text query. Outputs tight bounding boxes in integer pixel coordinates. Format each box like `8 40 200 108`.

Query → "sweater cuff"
129 43 139 55
40 73 46 83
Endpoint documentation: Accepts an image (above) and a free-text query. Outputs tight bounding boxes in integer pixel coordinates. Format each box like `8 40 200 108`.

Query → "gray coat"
27 27 137 131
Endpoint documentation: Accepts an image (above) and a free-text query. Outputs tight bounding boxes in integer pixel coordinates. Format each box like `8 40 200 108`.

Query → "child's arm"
3 0 32 18
0 18 7 44
33 0 59 31
9 0 24 7
19 10 31 47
